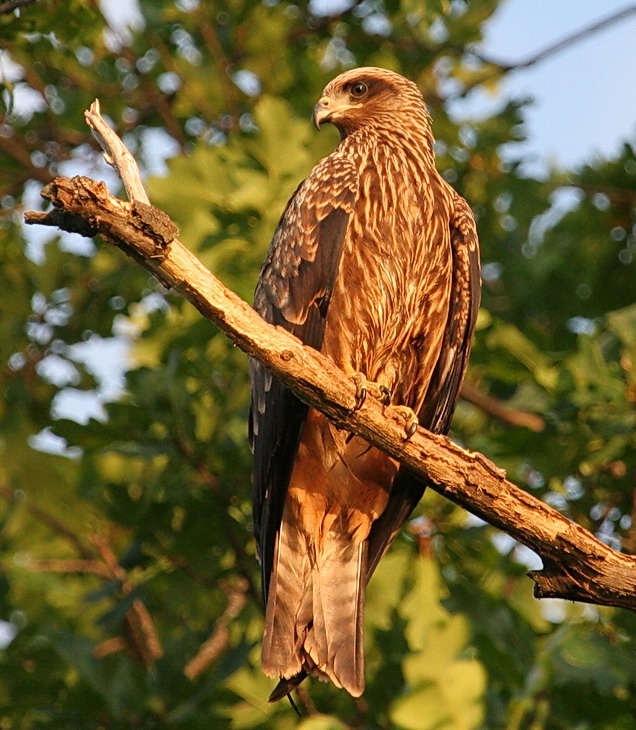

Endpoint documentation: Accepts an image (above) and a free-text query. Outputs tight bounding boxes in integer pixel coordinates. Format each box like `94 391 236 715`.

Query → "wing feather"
250 155 358 600
419 194 481 433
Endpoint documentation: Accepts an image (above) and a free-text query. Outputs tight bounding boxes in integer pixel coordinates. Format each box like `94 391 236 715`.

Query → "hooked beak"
312 95 363 130
312 96 332 129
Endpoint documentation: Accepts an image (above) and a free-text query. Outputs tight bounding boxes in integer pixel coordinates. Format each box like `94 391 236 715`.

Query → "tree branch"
0 0 38 15
90 534 164 668
184 579 248 680
23 558 112 578
0 484 94 559
23 104 636 613
460 381 545 432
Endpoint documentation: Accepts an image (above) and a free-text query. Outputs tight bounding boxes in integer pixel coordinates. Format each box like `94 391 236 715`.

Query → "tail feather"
306 536 365 694
262 518 366 698
261 522 309 678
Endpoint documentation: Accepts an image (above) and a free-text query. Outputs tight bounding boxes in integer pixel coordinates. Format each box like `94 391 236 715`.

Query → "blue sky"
458 0 636 170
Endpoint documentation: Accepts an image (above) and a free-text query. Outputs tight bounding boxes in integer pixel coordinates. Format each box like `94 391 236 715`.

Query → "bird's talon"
352 373 367 411
355 388 367 410
404 419 418 441
351 374 392 410
379 385 392 406
391 405 419 441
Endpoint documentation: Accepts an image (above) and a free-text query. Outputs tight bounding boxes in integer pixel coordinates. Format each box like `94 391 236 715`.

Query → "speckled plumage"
249 67 480 700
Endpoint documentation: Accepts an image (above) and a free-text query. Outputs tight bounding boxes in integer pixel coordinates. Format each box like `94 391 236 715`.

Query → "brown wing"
249 155 358 601
366 193 480 577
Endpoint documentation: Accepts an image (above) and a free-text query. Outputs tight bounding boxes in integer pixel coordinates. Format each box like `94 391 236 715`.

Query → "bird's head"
312 67 429 137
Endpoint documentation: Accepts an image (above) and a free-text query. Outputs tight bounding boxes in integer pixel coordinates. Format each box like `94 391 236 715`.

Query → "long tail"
261 517 366 700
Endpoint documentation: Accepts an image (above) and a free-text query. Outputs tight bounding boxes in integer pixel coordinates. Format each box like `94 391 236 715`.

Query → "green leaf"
486 322 559 390
400 556 448 652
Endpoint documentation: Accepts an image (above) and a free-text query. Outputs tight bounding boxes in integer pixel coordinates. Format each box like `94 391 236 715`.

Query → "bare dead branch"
85 100 150 204
23 104 636 613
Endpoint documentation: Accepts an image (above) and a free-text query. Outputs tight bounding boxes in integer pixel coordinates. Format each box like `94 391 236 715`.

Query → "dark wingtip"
268 671 308 703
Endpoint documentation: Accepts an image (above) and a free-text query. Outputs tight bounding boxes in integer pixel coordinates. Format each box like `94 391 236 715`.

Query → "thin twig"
294 683 318 716
94 636 127 658
0 0 37 14
460 381 545 432
117 44 188 150
198 21 240 124
91 534 164 668
10 506 164 667
170 436 261 604
0 485 93 559
146 31 218 123
23 558 112 578
572 181 636 205
0 134 51 184
184 579 248 680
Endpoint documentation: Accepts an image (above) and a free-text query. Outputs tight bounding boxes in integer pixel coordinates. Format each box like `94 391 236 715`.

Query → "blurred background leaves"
1 0 635 727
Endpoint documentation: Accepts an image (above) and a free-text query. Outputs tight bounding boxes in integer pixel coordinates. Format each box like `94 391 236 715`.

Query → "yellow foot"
352 373 392 410
390 405 419 441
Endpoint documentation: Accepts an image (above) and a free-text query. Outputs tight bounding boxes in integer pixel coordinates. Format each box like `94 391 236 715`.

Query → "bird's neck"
339 120 437 172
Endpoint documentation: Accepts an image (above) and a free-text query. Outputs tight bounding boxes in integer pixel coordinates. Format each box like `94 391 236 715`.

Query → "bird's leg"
351 372 392 411
389 405 419 441
348 371 417 440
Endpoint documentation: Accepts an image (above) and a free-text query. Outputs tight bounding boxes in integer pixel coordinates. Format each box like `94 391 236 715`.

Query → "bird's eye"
350 82 368 97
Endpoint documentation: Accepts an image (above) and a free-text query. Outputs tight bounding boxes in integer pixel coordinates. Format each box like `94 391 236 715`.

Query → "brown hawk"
249 67 480 700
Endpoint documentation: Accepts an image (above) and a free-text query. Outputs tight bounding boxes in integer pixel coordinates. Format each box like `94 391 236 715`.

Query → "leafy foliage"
1 1 636 727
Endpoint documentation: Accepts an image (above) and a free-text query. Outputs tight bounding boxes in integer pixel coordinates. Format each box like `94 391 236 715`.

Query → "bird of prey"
249 67 480 701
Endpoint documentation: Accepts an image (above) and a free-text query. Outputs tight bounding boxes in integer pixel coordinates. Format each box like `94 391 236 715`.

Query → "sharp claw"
390 404 419 440
379 385 392 406
352 373 367 411
404 419 418 441
352 374 391 410
355 386 367 411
